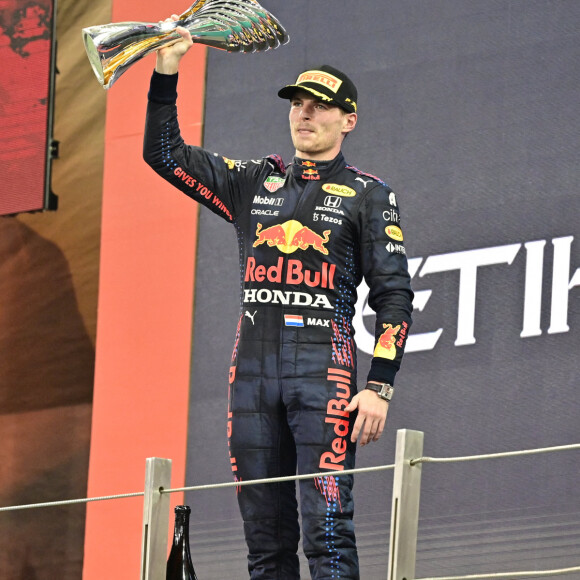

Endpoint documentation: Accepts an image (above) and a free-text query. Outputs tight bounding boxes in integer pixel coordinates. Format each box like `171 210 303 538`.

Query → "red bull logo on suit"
253 220 331 255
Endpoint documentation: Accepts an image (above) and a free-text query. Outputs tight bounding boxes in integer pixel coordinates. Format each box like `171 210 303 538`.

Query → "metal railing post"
388 429 424 580
141 457 172 580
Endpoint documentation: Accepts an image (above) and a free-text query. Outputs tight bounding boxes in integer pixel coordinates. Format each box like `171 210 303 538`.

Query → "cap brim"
277 84 335 103
277 85 300 99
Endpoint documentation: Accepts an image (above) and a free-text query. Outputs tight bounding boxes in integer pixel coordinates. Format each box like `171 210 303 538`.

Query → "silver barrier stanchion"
388 429 424 580
141 457 172 580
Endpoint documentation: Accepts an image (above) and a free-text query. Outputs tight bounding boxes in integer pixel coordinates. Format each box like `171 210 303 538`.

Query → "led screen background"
0 0 55 216
184 2 579 577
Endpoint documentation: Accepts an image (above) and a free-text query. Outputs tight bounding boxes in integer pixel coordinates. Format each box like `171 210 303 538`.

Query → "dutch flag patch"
284 314 304 327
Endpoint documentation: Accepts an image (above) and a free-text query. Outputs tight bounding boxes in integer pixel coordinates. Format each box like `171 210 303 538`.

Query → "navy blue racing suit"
143 71 414 579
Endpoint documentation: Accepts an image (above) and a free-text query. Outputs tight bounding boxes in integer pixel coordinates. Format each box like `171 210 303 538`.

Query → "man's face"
288 90 357 160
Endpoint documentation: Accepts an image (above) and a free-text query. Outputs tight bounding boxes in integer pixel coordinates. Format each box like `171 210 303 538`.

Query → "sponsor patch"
313 212 343 225
386 242 406 255
244 289 333 309
223 157 236 170
383 208 400 223
253 194 284 207
323 195 342 209
386 225 404 241
222 157 250 171
244 310 257 325
322 183 356 197
302 168 320 180
251 209 280 216
263 176 285 193
297 70 342 93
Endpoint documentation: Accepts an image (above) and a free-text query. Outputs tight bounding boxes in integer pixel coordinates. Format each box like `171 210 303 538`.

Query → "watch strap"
365 382 394 402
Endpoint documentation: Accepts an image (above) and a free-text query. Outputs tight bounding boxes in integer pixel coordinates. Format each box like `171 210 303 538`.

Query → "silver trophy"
82 0 289 89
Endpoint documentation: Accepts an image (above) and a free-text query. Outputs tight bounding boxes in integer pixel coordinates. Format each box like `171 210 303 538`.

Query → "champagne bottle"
166 505 199 580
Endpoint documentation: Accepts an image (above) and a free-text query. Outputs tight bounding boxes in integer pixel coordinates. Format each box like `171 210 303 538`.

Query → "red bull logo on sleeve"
253 221 331 255
373 323 401 360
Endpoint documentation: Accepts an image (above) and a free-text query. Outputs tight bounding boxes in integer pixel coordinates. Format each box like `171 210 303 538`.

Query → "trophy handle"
82 0 289 89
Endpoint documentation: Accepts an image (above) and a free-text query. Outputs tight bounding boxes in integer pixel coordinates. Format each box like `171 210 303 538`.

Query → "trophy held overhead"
82 0 290 89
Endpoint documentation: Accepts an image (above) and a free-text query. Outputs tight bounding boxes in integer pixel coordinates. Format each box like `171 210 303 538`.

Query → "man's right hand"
155 15 194 75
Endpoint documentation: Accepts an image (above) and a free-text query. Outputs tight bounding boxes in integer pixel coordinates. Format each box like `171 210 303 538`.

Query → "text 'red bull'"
319 368 352 471
397 320 409 347
245 257 336 288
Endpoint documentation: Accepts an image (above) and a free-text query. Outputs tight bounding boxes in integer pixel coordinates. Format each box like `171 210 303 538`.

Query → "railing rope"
416 565 580 579
2 431 579 578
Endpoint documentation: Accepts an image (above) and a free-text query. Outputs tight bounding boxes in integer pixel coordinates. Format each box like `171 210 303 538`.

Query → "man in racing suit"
143 21 413 580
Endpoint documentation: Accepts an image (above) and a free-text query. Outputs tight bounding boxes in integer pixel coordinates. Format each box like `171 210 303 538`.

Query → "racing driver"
143 20 414 580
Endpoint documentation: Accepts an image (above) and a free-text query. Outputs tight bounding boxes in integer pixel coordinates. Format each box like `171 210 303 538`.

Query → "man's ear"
343 113 358 134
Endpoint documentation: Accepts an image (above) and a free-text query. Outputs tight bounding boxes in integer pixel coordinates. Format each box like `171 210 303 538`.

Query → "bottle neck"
173 507 191 545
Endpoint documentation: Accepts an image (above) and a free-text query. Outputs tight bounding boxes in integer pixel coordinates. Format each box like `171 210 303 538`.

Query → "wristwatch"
365 382 394 402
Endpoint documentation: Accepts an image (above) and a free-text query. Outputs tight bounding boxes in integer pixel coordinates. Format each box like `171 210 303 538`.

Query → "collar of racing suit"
290 153 345 181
